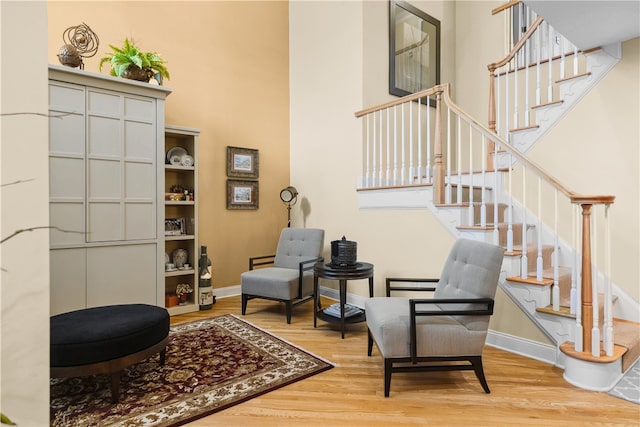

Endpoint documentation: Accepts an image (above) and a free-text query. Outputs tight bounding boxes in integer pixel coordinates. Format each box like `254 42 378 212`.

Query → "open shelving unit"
163 125 200 315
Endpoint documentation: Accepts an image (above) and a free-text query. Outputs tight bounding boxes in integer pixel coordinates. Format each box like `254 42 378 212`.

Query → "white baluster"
409 102 414 184
513 54 519 130
573 45 579 77
536 25 541 106
591 212 600 357
536 177 543 282
386 108 391 186
560 34 566 80
446 108 452 203
493 145 499 245
507 155 514 253
520 170 528 279
457 116 462 204
468 124 474 225
575 204 583 352
524 38 530 127
378 110 383 187
481 135 487 228
604 205 613 356
548 24 553 103
401 103 406 185
552 189 560 311
570 203 577 314
393 105 398 185
417 98 422 183
426 96 432 182
372 111 377 187
365 115 371 188
497 71 502 139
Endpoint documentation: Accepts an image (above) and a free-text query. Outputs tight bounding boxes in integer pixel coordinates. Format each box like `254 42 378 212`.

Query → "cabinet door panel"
49 113 85 155
125 162 154 199
125 203 156 240
88 116 121 158
124 97 154 122
88 203 122 241
50 203 85 246
49 83 84 111
125 121 155 161
87 90 120 116
50 157 84 199
86 244 157 306
50 248 86 315
88 159 121 198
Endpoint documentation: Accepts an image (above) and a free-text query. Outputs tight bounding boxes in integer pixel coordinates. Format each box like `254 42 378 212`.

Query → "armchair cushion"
241 267 314 300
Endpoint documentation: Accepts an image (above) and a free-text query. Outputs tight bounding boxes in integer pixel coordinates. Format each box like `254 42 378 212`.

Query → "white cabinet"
48 65 171 315
163 125 200 315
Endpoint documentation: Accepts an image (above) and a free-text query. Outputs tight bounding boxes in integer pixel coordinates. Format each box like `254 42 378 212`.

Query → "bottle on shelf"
198 245 215 310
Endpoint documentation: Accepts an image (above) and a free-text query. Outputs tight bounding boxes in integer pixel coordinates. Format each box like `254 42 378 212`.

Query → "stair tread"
556 71 591 84
531 99 564 110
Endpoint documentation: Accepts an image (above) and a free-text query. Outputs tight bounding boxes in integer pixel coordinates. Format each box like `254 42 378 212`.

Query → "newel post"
579 203 593 353
433 91 444 204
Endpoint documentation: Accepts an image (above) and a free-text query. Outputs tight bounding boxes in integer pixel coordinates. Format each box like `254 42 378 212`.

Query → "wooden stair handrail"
354 85 447 118
491 0 521 16
439 83 615 206
488 16 544 72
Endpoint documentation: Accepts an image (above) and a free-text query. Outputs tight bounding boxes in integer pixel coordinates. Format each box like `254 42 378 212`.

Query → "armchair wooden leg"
285 301 292 324
470 356 491 393
241 294 248 315
384 358 392 397
367 329 374 356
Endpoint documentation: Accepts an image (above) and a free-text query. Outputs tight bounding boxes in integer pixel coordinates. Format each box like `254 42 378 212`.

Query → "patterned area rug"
608 358 640 405
50 314 333 426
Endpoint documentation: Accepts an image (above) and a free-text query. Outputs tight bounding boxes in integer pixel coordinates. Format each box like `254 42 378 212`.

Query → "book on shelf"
323 303 363 318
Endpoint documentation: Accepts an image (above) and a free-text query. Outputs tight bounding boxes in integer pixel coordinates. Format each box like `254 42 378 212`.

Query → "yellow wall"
47 1 291 288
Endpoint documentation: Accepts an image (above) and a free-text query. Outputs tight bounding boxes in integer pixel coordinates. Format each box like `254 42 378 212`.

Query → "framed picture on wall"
226 179 259 210
226 146 259 179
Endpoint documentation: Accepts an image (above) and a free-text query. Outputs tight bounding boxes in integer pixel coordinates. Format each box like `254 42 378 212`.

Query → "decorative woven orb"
57 44 82 68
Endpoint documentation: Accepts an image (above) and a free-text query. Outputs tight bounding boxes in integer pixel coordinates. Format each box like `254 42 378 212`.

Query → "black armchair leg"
384 358 392 397
367 329 374 356
285 301 292 324
241 294 248 315
470 356 491 393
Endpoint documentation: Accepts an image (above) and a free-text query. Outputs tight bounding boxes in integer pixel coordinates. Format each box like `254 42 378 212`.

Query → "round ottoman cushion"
50 304 170 367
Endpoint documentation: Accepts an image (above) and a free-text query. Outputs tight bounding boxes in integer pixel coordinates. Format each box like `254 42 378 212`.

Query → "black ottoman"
50 304 170 403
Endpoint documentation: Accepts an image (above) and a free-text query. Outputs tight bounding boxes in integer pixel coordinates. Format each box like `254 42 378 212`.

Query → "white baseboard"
486 330 558 366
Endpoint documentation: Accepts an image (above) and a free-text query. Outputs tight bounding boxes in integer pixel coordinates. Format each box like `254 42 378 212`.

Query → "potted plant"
99 38 170 83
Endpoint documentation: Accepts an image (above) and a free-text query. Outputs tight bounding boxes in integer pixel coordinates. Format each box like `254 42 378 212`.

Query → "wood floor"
171 296 639 426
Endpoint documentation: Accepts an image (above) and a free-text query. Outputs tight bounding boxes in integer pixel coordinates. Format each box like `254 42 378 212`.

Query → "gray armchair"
365 239 504 397
241 228 324 324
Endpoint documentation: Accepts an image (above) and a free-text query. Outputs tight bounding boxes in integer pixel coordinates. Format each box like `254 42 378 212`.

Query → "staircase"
354 2 639 393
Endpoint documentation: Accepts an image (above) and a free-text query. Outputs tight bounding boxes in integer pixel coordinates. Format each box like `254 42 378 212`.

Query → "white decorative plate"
166 147 187 164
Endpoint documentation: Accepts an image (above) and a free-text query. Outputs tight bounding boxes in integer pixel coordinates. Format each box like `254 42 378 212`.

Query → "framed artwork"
389 0 440 107
164 217 186 236
226 179 259 210
227 146 259 179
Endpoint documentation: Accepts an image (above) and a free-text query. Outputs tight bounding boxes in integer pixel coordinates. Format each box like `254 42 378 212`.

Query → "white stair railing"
355 83 615 359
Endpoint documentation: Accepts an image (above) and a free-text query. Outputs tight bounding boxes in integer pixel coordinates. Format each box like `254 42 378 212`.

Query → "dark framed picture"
226 179 259 210
226 146 259 179
164 217 186 236
389 0 440 107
